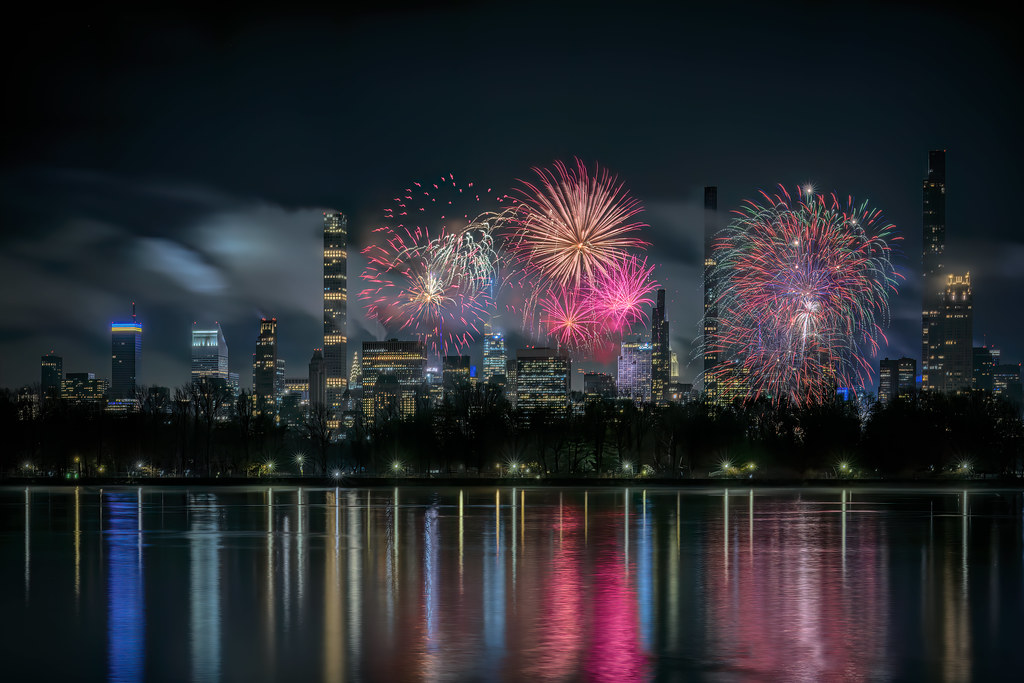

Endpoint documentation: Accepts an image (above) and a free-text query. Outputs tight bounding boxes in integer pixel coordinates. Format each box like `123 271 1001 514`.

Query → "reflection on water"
1 486 1022 681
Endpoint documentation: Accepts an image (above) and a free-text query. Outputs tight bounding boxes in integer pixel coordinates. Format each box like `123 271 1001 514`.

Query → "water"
1 485 1022 681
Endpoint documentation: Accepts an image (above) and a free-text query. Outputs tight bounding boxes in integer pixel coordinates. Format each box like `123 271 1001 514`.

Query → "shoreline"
3 475 1022 489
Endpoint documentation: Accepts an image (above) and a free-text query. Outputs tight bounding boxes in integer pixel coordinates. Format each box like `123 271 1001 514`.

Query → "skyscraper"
361 340 426 423
878 357 917 404
309 349 326 408
40 352 63 400
921 150 946 392
110 304 142 400
973 345 998 392
482 325 508 383
703 186 720 403
191 323 228 385
618 340 653 403
323 211 348 427
515 347 570 421
929 273 974 393
349 350 362 390
253 317 279 415
651 289 670 406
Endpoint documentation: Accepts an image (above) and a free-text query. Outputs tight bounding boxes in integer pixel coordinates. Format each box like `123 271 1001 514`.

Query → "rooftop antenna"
132 301 136 321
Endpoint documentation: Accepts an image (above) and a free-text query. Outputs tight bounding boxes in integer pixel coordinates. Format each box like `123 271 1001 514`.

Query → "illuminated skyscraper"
361 340 426 423
62 372 109 405
482 325 507 383
703 186 720 403
928 273 973 394
253 317 279 415
515 347 570 421
110 304 142 400
40 352 63 400
651 289 670 406
921 150 946 391
323 211 348 427
617 340 652 404
349 350 362 390
191 323 228 384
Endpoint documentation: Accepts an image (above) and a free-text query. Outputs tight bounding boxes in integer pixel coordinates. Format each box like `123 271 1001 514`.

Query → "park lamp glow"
621 460 633 475
332 470 341 480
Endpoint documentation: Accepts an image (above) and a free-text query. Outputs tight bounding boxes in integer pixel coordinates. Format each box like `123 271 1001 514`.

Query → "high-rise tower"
253 317 279 415
323 211 348 428
40 352 63 400
921 151 946 391
308 348 326 408
110 303 142 400
934 273 973 393
191 322 229 385
651 289 670 406
703 186 720 403
482 324 508 384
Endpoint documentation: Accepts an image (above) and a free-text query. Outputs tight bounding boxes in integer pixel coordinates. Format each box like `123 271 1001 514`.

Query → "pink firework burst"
539 288 602 350
587 255 658 333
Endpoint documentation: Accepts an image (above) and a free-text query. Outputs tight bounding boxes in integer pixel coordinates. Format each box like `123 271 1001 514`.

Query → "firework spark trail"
587 255 658 334
539 287 603 350
708 185 902 405
359 174 512 356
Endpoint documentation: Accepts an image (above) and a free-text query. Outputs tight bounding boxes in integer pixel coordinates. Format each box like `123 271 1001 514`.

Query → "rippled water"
1 485 1022 681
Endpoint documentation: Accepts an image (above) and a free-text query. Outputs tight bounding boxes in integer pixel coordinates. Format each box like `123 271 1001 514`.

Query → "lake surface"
1 485 1022 681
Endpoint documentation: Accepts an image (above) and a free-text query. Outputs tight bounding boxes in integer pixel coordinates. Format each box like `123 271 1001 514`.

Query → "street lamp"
295 454 304 476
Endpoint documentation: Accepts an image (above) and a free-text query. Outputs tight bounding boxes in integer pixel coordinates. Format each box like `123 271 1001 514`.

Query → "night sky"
2 2 1021 391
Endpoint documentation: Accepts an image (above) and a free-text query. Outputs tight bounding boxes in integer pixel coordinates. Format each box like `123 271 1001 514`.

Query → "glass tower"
110 304 142 400
191 323 228 384
703 186 720 403
921 150 946 391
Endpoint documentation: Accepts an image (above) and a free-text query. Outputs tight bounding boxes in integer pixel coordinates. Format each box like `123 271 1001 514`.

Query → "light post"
295 454 304 477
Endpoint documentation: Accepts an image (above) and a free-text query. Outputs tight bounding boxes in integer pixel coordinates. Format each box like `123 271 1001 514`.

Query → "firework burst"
508 159 648 290
707 185 902 405
359 174 511 356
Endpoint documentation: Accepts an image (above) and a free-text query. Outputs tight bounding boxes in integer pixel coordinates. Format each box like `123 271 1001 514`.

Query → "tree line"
1 383 1021 479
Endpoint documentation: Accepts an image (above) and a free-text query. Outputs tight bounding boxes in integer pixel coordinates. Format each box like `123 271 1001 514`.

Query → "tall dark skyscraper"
40 352 63 400
703 186 720 403
878 357 917 404
110 304 142 400
308 348 326 409
651 288 670 406
935 273 974 393
921 150 946 392
323 211 348 428
253 317 279 415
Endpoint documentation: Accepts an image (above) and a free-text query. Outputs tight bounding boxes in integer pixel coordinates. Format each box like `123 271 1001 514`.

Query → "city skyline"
1 4 1021 390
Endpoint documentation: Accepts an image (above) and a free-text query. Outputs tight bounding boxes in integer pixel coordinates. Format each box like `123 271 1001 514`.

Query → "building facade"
651 289 670 406
583 371 616 402
921 150 947 392
308 348 326 408
878 357 917 404
929 273 974 394
41 353 63 400
253 317 279 415
110 305 142 400
617 340 652 403
361 340 426 423
323 211 348 427
191 323 229 385
483 326 508 384
703 185 720 404
515 347 570 420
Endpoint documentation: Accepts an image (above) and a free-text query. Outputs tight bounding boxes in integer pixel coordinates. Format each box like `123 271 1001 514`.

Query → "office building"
670 350 679 382
651 289 670 406
617 340 652 403
361 340 426 423
703 185 720 403
443 355 471 397
253 317 279 415
993 363 1022 407
515 347 570 420
41 353 63 400
110 304 142 400
483 325 508 384
323 211 348 426
925 273 973 394
973 346 998 392
62 372 109 405
921 151 946 391
583 372 616 402
309 349 326 408
878 357 917 404
191 323 229 385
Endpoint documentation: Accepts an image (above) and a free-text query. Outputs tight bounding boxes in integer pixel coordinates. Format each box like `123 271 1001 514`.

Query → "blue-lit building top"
111 308 142 400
